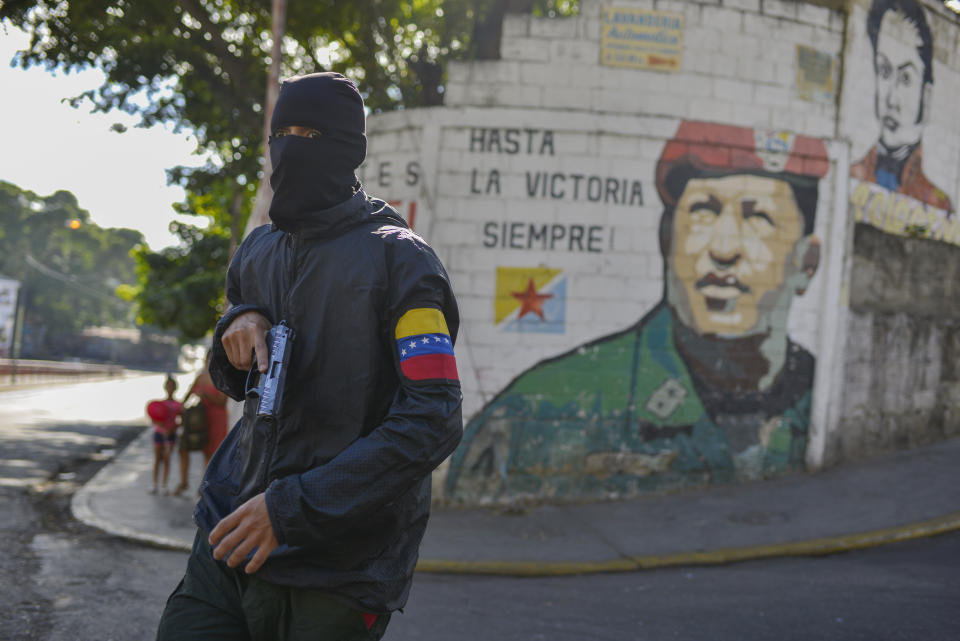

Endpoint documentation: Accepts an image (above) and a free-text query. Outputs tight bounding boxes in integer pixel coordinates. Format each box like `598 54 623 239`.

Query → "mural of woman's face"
666 174 816 338
874 11 929 149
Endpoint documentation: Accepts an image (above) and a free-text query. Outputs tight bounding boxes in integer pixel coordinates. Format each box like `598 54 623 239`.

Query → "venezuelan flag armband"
394 307 459 382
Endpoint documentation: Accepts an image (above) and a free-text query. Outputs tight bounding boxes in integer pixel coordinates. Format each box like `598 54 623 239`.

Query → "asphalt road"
1 375 958 641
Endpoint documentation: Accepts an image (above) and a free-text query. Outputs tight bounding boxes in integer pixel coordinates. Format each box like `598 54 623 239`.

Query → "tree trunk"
243 0 287 239
228 0 286 429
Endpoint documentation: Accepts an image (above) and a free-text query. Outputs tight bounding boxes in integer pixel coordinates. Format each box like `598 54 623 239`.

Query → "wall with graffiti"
835 0 960 462
361 0 959 505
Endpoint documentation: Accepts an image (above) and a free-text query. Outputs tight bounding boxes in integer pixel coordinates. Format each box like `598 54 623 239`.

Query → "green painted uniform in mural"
446 304 813 502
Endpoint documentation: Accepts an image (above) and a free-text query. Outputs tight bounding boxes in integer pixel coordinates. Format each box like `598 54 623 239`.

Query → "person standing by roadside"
173 353 228 497
146 374 182 495
156 72 463 641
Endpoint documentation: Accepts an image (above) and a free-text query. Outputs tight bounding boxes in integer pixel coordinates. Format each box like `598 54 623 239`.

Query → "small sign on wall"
601 7 684 71
796 45 835 104
495 266 567 334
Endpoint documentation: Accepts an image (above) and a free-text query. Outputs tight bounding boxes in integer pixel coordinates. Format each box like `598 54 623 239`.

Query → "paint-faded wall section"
832 224 960 462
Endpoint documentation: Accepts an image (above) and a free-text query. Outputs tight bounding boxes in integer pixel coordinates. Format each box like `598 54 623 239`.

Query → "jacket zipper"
260 232 298 492
281 232 298 322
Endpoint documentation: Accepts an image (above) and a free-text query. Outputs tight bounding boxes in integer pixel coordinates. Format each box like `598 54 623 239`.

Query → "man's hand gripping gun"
245 321 294 419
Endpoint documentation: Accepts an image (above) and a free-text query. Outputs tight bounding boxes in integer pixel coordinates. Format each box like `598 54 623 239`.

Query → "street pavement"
72 421 960 576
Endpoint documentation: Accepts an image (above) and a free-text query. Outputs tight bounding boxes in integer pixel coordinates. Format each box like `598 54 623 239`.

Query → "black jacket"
195 189 463 612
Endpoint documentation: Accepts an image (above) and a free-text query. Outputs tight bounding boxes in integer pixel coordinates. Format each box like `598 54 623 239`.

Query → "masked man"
447 121 828 503
850 0 952 214
157 73 463 641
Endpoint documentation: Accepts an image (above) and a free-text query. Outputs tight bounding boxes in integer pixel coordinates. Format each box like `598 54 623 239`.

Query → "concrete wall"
831 224 960 461
359 0 960 505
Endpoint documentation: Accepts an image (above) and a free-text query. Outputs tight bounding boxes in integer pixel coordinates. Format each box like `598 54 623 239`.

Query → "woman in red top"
173 355 228 496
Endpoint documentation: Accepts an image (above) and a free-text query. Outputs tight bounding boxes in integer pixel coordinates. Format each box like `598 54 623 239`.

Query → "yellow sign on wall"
600 8 684 71
796 44 835 104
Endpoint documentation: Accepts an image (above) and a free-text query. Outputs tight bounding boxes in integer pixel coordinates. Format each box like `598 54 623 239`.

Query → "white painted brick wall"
548 40 599 63
828 8 847 33
701 5 745 31
652 0 691 15
712 76 755 102
502 13 531 38
582 16 603 40
683 27 723 53
667 73 714 98
762 0 800 21
365 1 960 472
451 61 521 86
737 56 778 84
518 62 566 86
644 93 693 118
500 37 551 62
753 83 792 107
797 2 833 28
742 12 782 36
724 0 761 12
530 16 579 39
542 86 594 111
687 98 735 123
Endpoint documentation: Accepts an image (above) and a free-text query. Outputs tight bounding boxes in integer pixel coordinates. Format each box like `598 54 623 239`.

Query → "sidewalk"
72 428 960 575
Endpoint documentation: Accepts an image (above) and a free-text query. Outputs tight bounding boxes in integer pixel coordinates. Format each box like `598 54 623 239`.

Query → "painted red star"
511 278 553 320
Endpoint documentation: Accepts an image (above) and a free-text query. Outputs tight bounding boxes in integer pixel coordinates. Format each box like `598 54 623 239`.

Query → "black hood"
268 72 368 232
275 188 409 239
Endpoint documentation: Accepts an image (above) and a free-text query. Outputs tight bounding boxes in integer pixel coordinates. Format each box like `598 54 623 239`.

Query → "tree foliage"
0 180 143 356
1 0 577 339
128 222 231 341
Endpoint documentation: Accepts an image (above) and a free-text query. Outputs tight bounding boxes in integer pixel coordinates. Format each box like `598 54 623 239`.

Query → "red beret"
656 121 830 207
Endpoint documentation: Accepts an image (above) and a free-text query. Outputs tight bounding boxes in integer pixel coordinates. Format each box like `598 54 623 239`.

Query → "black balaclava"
268 72 367 231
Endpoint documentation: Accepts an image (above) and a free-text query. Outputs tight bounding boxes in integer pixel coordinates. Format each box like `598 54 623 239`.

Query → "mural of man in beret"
850 0 952 214
447 121 829 503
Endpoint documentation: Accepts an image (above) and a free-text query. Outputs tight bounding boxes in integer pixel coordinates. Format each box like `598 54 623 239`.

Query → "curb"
70 429 194 553
72 432 960 576
71 486 193 552
414 512 960 576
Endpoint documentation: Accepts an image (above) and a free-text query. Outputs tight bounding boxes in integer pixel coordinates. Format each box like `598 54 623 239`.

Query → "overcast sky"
0 26 205 250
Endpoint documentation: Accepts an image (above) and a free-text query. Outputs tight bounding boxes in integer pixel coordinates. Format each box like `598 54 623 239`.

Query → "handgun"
245 321 295 420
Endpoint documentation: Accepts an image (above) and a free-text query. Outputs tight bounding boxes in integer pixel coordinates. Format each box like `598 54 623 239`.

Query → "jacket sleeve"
208 232 273 402
264 241 463 548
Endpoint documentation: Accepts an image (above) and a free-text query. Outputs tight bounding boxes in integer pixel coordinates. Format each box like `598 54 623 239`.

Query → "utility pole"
10 285 25 385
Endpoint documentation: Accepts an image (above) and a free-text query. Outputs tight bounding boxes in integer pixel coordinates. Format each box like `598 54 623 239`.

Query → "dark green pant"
156 530 390 641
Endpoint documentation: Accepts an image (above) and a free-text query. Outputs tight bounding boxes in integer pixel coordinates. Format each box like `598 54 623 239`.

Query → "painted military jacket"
446 304 812 503
851 144 953 214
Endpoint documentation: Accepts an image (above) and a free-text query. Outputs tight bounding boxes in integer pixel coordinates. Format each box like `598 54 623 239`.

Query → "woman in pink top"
146 375 182 495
